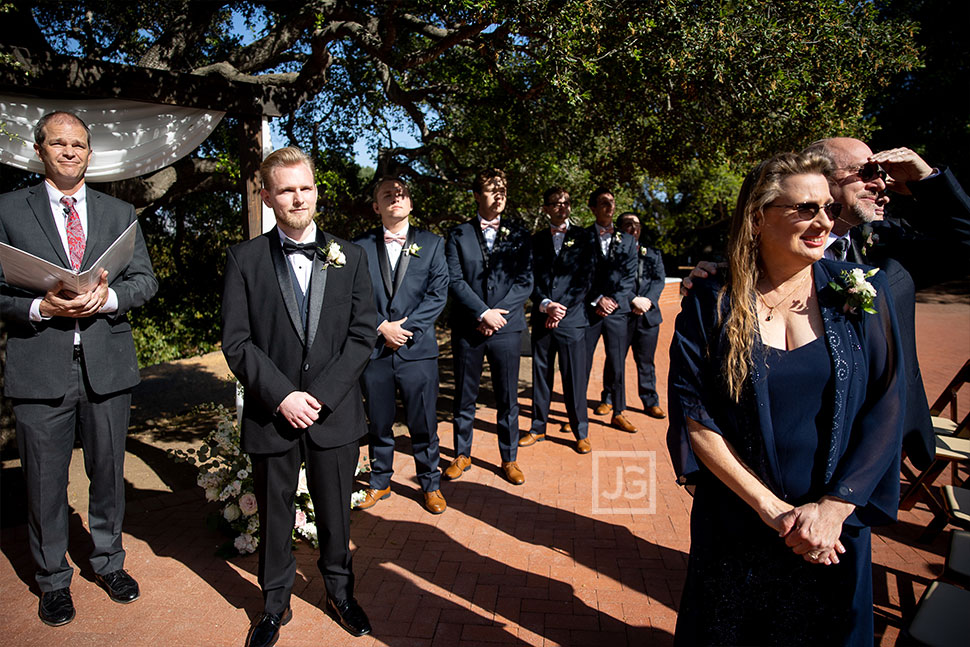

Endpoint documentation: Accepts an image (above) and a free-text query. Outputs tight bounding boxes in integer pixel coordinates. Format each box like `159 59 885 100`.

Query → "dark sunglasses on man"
849 161 888 183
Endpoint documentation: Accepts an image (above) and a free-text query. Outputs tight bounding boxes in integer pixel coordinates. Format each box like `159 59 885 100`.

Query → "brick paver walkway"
1 286 967 646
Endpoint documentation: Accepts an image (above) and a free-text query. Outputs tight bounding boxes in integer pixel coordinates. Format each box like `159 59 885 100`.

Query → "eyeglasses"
765 202 843 219
841 162 888 183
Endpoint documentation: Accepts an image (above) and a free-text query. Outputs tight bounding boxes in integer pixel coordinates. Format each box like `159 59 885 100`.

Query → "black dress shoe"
95 569 140 603
325 596 372 637
245 607 292 647
39 588 75 626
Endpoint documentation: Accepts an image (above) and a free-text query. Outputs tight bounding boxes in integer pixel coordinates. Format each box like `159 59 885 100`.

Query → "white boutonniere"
319 240 346 269
564 238 575 248
613 232 623 245
829 268 879 315
499 225 511 238
639 246 648 256
403 243 422 257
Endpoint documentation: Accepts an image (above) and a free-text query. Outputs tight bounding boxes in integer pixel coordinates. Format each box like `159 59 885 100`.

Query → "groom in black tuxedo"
0 111 156 626
222 147 377 646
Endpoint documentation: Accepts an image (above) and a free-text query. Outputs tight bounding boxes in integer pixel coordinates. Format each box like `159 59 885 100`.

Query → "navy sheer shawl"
666 258 904 527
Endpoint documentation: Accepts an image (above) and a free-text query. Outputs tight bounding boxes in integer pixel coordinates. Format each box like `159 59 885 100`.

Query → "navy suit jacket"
353 226 449 361
446 217 533 334
0 182 157 399
845 166 970 468
222 228 378 453
633 244 666 328
530 225 596 329
586 226 637 316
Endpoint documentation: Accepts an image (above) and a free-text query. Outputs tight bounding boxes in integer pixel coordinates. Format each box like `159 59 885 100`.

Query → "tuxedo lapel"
376 230 393 299
26 184 71 268
471 219 490 268
305 230 329 350
392 226 416 297
269 229 306 345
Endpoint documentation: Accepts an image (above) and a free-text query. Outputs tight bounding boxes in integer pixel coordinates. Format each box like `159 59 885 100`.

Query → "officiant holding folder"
0 111 157 626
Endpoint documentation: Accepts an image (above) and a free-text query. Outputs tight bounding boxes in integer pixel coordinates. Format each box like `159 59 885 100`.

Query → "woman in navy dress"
667 151 903 646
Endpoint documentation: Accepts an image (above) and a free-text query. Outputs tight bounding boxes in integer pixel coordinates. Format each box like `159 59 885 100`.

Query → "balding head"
803 137 884 234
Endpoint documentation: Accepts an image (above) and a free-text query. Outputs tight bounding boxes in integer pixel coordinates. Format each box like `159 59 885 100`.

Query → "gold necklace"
756 274 811 322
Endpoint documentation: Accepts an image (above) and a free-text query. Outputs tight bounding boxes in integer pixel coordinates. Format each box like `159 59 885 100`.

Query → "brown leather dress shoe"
561 423 573 434
355 486 390 510
502 461 525 485
594 402 613 416
443 455 472 480
611 413 638 433
423 490 447 514
576 437 592 454
518 432 545 447
645 405 667 419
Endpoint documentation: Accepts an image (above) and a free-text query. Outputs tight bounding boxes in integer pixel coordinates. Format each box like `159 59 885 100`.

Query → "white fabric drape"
0 93 225 181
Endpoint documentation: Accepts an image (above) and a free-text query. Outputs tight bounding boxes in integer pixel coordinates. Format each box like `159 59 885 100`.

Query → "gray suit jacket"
0 182 157 398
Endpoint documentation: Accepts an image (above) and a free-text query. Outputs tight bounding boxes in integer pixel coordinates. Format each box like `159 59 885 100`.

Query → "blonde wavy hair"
719 151 833 401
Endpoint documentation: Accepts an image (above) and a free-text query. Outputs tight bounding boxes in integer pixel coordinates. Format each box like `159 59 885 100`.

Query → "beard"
276 208 314 231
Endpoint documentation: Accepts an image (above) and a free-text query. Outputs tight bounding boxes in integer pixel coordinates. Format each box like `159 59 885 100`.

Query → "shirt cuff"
539 298 551 313
377 319 388 333
98 288 119 314
477 309 489 321
30 298 47 322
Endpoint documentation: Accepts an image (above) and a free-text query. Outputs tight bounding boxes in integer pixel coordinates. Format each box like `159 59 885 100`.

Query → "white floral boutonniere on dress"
499 225 511 238
319 240 346 269
639 246 649 256
614 232 623 245
829 267 879 315
403 243 422 257
564 238 575 248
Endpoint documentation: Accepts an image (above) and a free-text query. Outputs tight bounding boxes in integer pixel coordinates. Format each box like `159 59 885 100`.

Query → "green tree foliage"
2 1 926 362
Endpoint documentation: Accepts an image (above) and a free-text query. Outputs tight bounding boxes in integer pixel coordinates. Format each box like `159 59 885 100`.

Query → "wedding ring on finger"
809 551 822 560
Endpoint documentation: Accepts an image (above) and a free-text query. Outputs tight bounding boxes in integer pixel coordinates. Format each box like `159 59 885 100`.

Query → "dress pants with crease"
586 312 628 412
451 329 521 463
14 348 130 592
251 436 357 614
627 315 661 408
361 353 441 492
530 325 588 439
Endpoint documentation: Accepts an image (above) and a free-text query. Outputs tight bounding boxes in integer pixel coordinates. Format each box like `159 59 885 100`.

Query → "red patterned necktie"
384 232 407 245
61 196 85 270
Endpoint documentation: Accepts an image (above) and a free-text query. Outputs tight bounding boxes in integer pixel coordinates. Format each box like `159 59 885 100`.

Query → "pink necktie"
61 196 85 270
481 218 500 231
384 232 407 245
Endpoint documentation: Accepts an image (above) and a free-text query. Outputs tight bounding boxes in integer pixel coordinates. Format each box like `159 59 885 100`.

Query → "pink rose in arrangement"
239 492 258 517
294 509 307 529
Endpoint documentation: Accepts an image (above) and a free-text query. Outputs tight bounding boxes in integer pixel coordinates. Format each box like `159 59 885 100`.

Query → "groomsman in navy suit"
585 188 638 433
617 212 667 419
444 168 533 485
519 187 597 454
353 177 450 514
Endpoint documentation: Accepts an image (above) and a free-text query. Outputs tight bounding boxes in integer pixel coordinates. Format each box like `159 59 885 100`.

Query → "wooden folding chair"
900 359 970 513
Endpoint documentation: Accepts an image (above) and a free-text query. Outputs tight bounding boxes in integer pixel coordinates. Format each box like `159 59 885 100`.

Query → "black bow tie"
282 240 318 260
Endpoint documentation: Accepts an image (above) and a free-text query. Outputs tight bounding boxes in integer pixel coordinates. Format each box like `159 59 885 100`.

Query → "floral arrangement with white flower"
169 405 324 556
829 267 879 315
403 243 421 257
319 240 346 268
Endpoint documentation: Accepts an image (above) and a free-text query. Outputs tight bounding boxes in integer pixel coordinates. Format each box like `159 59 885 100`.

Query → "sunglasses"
766 202 843 219
844 162 888 183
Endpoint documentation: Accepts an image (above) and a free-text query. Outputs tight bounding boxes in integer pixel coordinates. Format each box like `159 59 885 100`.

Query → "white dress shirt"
30 182 119 341
479 215 500 251
384 223 409 271
595 223 613 256
278 224 317 294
